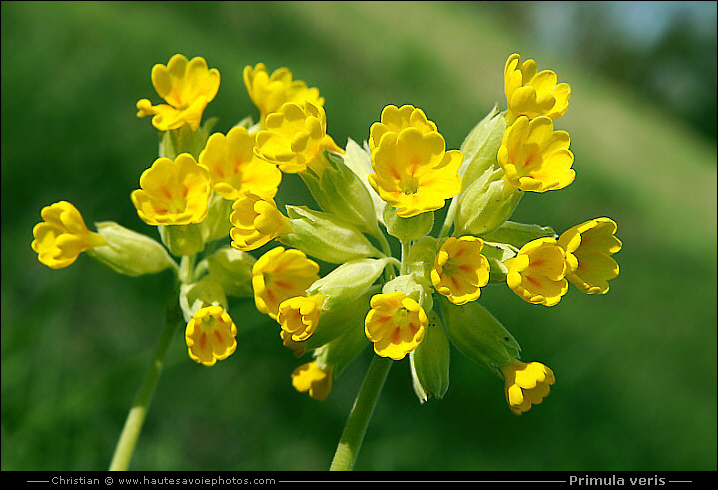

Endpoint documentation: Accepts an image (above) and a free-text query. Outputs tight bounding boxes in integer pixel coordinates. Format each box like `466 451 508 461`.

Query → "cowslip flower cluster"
32 52 622 470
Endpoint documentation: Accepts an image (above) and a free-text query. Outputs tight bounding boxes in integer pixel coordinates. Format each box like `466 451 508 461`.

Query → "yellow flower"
185 305 237 366
431 236 490 305
558 217 622 294
229 191 292 252
506 237 569 306
504 53 571 125
136 54 220 131
368 104 437 151
500 359 555 415
498 116 575 192
277 293 326 342
244 63 324 128
255 101 341 174
291 361 333 401
252 247 320 319
365 291 428 360
32 201 108 269
131 153 211 226
198 126 282 200
369 125 463 218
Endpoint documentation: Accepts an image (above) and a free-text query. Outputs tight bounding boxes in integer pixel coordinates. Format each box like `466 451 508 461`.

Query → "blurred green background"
2 1 716 471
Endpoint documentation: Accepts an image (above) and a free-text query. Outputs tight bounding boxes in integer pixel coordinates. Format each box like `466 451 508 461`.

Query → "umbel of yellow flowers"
32 52 621 420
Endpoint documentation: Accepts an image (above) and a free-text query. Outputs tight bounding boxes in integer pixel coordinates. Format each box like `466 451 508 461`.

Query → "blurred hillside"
2 1 716 472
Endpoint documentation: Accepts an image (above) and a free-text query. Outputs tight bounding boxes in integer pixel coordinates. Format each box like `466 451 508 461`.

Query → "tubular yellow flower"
558 217 622 294
252 247 320 320
277 294 326 342
136 54 220 131
365 291 428 361
504 53 571 125
506 237 569 306
198 126 282 200
291 361 333 401
244 63 324 128
255 101 341 174
431 236 490 305
185 305 237 366
498 116 575 192
229 191 292 251
369 127 463 218
500 359 555 415
368 104 438 151
131 153 211 226
32 201 108 269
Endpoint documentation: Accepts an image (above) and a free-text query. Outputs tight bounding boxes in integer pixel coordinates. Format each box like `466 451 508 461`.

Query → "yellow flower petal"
199 126 282 200
431 236 490 305
500 359 555 415
130 153 211 226
31 201 107 269
137 54 220 131
291 361 333 401
252 247 320 319
365 292 428 360
244 63 324 128
185 305 237 366
498 116 575 192
506 237 569 306
558 217 622 294
369 122 463 218
504 53 570 124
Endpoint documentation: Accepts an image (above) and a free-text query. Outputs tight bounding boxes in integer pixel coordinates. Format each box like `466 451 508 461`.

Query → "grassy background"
2 1 716 471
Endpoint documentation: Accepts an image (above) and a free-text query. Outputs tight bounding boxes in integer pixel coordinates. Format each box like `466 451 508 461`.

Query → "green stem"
108 290 183 471
400 240 411 275
330 355 393 471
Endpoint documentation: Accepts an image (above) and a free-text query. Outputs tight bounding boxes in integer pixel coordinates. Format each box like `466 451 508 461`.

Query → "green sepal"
440 296 520 377
454 167 523 237
459 104 506 188
479 241 517 284
204 246 256 298
344 138 386 225
383 205 434 243
159 117 218 160
314 313 370 378
382 273 433 314
280 205 383 263
178 276 228 322
410 308 450 402
443 105 506 233
88 221 177 277
481 221 556 249
158 223 206 257
300 286 377 353
199 193 233 244
307 257 396 311
300 149 380 236
404 236 441 287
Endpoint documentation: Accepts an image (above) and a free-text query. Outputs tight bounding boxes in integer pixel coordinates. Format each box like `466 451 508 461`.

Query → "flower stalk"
329 354 393 471
109 288 183 471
